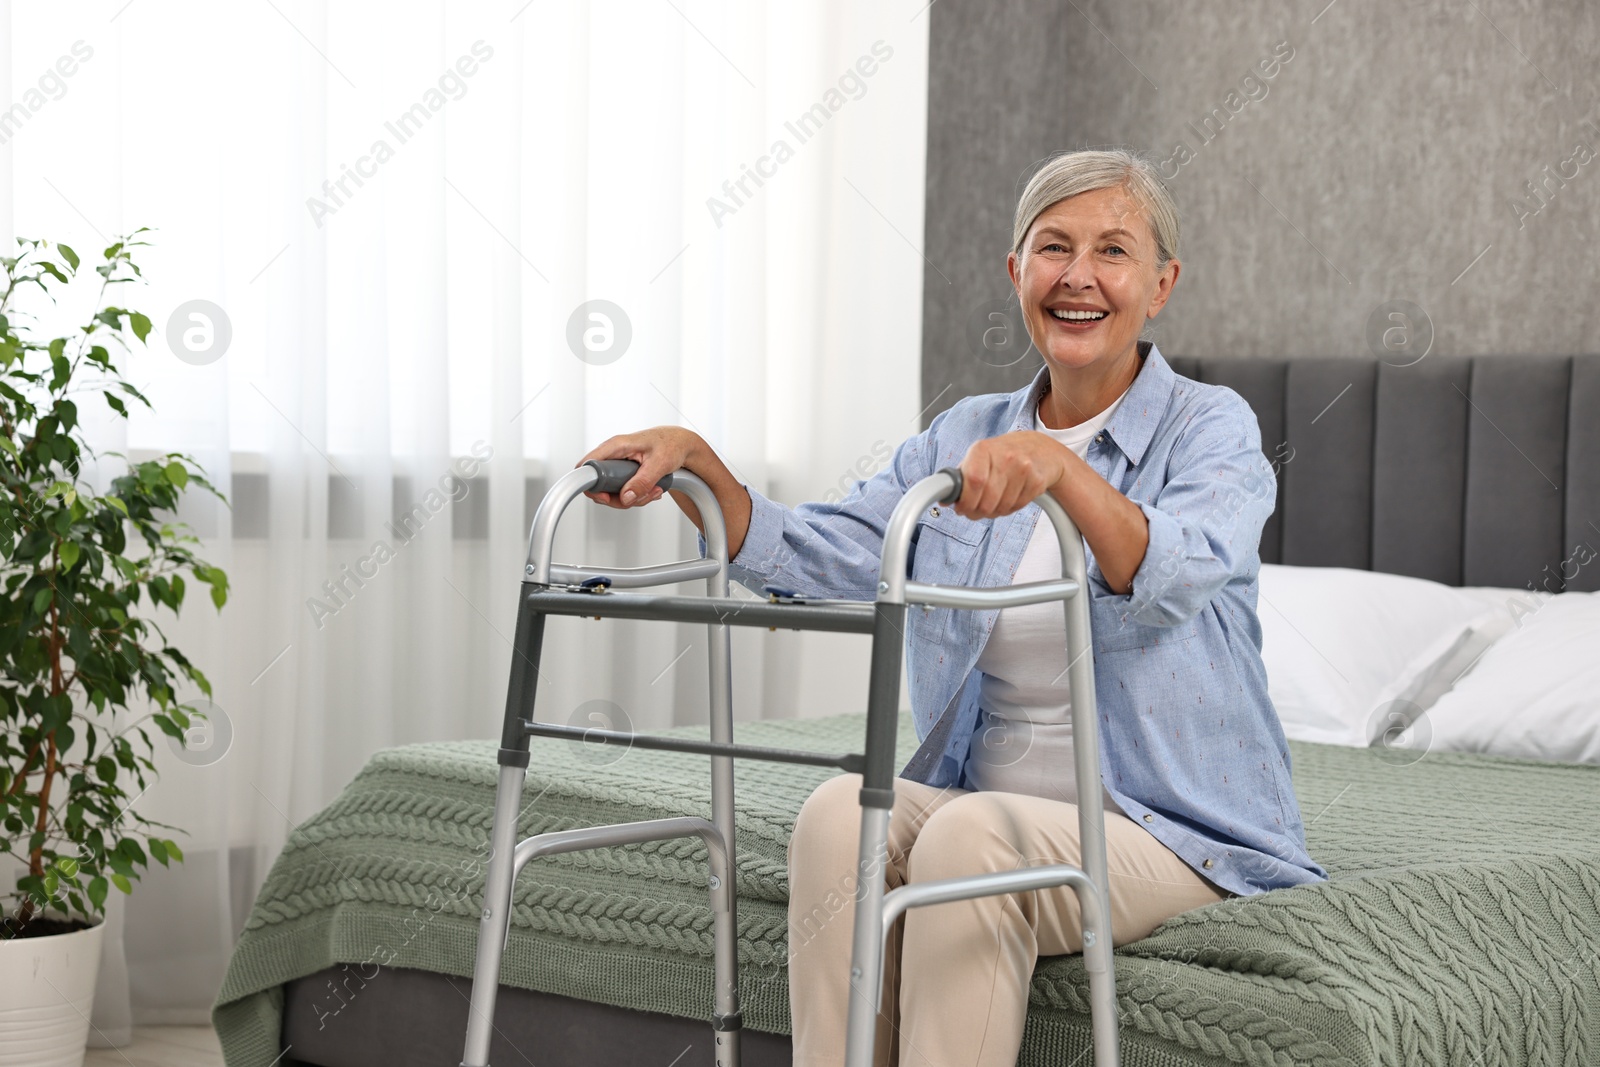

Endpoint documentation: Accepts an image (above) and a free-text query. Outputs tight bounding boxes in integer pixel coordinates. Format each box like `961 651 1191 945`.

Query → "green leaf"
31 587 51 615
111 873 132 895
149 838 169 866
58 541 80 571
129 312 152 343
58 244 80 270
53 856 79 879
103 495 129 517
164 839 184 863
164 461 188 489
117 380 151 407
87 876 108 909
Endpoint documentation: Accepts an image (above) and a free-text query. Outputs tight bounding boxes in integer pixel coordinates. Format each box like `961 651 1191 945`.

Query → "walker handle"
584 459 674 495
935 466 964 506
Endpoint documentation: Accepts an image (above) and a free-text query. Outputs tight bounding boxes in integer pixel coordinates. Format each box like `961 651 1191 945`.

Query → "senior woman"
578 148 1328 1067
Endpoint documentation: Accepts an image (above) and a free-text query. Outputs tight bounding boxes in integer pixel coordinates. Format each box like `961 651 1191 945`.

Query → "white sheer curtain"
0 0 928 1031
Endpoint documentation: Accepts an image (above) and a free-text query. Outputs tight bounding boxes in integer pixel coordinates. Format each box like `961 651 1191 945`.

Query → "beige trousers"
786 773 1231 1067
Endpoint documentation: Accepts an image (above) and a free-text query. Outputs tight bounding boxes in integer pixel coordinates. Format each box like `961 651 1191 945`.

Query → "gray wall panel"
1371 358 1472 585
1563 356 1600 592
1280 360 1376 569
1463 359 1571 589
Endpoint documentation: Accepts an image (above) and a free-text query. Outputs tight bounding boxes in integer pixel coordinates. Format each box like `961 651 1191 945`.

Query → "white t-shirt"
961 385 1130 814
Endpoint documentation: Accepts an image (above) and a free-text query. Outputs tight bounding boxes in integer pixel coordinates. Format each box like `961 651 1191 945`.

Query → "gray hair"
1011 148 1180 271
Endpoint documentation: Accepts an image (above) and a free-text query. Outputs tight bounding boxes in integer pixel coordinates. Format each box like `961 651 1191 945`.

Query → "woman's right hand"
577 426 702 509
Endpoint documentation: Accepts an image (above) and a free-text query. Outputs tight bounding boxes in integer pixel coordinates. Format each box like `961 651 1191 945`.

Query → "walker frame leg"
705 585 740 1065
462 590 549 1067
842 602 907 1067
460 764 527 1067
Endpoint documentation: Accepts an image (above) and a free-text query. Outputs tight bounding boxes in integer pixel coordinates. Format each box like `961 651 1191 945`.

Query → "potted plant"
0 232 229 1064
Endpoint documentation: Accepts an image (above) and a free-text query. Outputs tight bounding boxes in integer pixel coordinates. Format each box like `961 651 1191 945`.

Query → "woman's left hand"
951 431 1075 520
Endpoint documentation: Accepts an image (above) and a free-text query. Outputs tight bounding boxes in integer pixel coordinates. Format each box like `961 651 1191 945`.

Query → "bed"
213 353 1600 1066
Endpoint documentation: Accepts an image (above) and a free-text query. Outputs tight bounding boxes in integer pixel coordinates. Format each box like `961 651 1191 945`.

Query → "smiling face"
1006 185 1180 376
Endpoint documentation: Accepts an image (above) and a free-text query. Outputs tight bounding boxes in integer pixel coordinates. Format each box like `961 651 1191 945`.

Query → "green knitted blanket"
214 711 1600 1067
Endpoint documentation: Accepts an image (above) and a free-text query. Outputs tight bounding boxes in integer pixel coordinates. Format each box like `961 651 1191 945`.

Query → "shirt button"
1142 814 1153 823
1203 859 1215 869
930 506 941 517
1095 434 1104 443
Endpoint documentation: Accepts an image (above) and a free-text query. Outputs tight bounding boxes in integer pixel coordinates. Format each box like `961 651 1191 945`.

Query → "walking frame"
460 459 1120 1067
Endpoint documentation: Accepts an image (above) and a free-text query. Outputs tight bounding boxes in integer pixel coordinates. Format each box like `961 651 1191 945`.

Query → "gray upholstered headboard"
1164 355 1600 593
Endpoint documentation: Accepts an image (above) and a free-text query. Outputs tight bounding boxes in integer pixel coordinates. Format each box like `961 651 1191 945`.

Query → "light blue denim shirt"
716 342 1328 897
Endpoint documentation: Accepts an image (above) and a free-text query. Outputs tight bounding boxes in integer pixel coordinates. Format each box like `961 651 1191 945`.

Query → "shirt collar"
1010 340 1176 467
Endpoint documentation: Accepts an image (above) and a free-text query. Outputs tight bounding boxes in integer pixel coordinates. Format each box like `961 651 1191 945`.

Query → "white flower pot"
0 919 104 1067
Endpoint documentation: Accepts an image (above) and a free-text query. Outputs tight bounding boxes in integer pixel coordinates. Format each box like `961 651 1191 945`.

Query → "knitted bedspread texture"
213 710 1600 1067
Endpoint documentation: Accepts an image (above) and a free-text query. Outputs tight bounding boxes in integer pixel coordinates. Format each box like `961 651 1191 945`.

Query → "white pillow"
1256 564 1513 747
1455 583 1558 630
1394 591 1600 764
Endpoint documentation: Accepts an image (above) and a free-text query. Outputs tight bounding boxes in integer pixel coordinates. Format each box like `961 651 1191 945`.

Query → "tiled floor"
84 1026 225 1067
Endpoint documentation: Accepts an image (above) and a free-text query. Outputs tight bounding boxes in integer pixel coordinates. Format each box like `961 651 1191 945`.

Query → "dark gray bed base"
281 966 794 1067
275 352 1599 1065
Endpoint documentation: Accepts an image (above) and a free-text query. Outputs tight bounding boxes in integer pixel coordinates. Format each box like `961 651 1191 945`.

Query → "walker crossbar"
518 580 1088 630
519 587 879 633
546 558 722 588
522 720 867 773
461 460 1120 1067
874 865 1105 1013
486 815 727 957
905 576 1080 610
510 815 728 886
